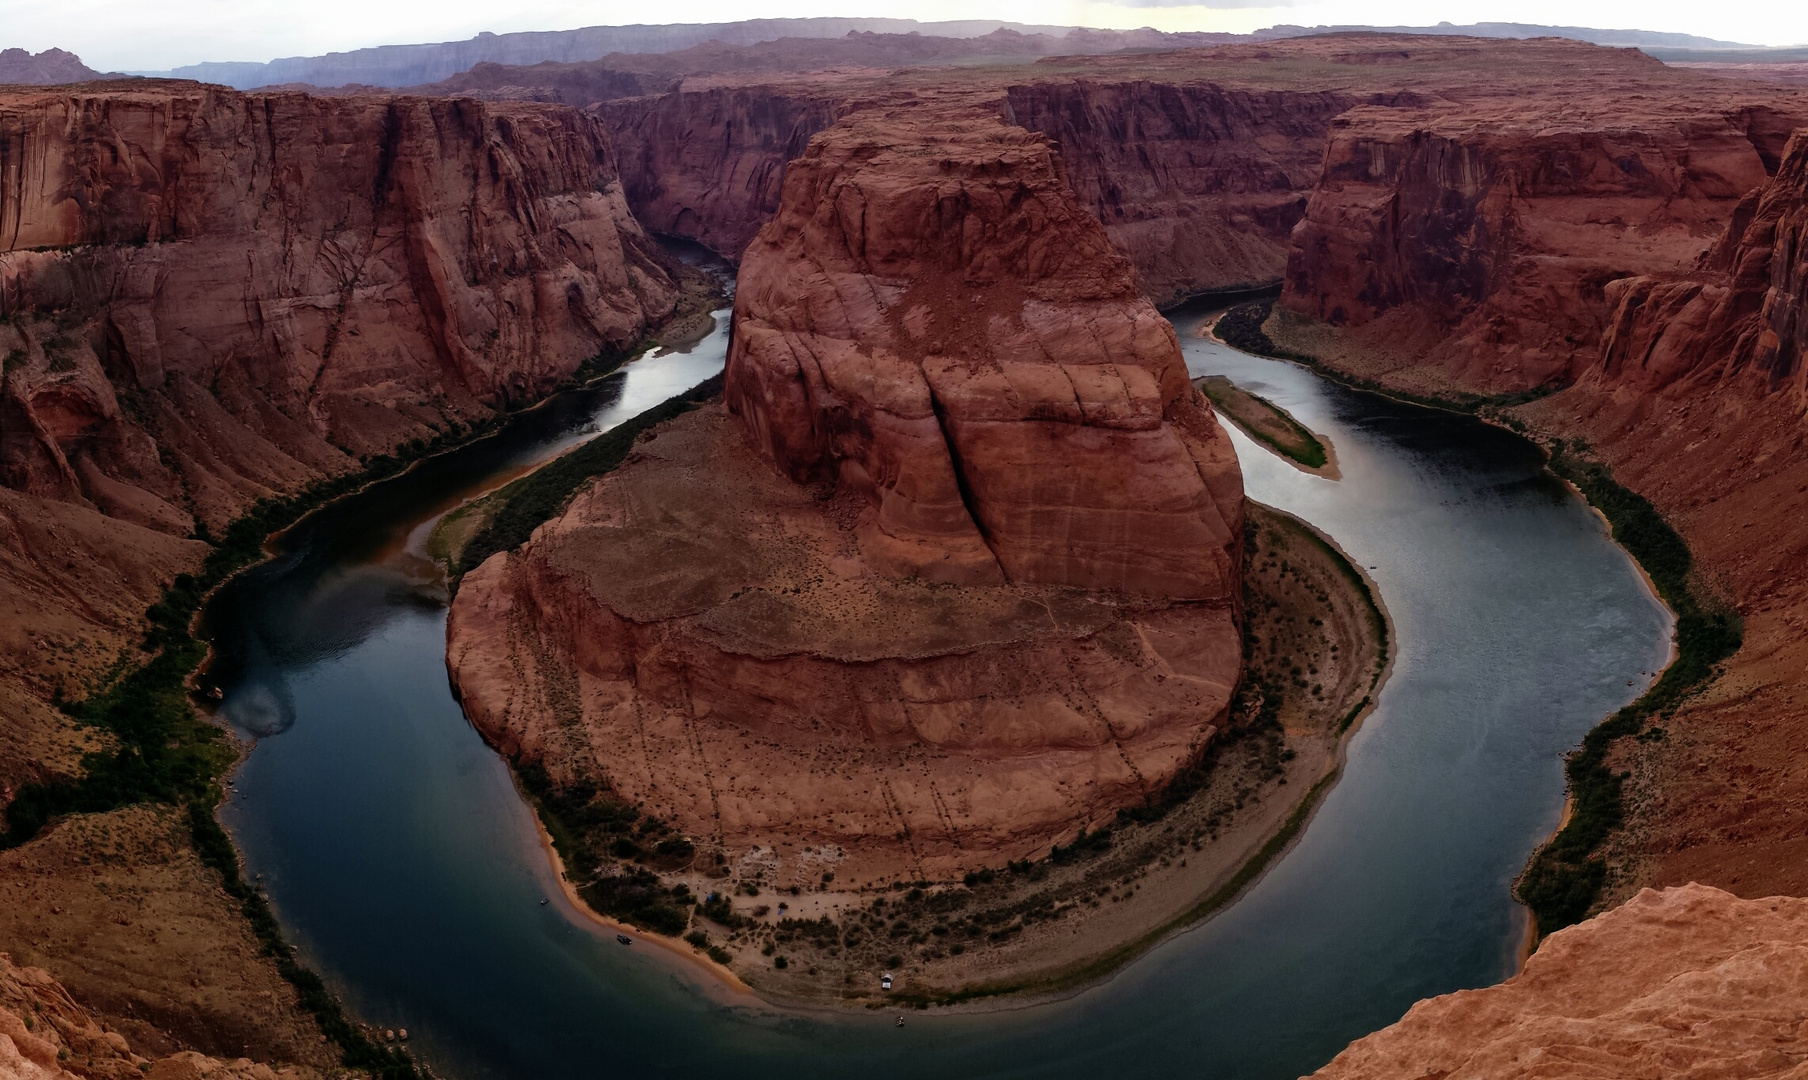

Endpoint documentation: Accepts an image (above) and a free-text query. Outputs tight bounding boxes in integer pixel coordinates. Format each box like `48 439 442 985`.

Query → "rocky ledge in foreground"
447 107 1245 888
1310 883 1808 1079
0 950 318 1080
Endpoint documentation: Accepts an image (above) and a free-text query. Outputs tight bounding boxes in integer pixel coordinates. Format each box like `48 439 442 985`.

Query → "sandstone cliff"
726 107 1244 595
1278 70 1807 393
597 77 1353 301
1505 129 1808 903
1594 129 1808 400
595 86 846 260
1002 80 1355 303
599 36 1775 310
1310 884 1808 1080
0 82 682 1070
0 84 680 533
447 108 1245 883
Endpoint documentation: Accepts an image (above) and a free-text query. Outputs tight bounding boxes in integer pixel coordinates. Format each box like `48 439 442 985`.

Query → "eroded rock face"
726 108 1244 598
0 86 679 530
1310 884 1808 1080
1281 88 1808 394
449 409 1241 883
595 86 846 260
1003 81 1356 303
597 78 1355 300
448 109 1244 882
0 950 319 1080
1595 130 1808 402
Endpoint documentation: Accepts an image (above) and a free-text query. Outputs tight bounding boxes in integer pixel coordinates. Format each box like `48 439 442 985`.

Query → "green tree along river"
200 294 1670 1079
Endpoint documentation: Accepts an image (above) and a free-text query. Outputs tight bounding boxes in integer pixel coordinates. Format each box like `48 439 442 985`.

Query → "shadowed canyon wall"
597 79 1357 303
0 85 680 533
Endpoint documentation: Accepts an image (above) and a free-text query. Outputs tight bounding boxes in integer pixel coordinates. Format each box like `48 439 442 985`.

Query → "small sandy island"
1196 317 1341 479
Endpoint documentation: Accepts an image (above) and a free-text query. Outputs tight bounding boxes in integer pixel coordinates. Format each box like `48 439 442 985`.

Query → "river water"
204 299 1671 1079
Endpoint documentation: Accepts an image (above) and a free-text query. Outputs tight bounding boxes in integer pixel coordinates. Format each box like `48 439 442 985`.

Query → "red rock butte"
447 107 1247 882
727 108 1244 597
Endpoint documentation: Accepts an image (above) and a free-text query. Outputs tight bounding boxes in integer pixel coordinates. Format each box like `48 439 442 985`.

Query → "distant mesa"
116 17 1764 92
0 47 103 85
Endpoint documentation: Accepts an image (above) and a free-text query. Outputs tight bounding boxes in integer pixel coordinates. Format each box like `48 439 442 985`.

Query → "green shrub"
1517 443 1741 936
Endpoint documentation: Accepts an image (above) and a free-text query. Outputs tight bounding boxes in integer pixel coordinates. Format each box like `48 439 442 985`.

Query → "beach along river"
204 298 1670 1079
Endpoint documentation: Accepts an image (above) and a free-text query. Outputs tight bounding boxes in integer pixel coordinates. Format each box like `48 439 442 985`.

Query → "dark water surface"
206 301 1670 1079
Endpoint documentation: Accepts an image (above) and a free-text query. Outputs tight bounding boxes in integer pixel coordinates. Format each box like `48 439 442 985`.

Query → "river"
204 297 1671 1079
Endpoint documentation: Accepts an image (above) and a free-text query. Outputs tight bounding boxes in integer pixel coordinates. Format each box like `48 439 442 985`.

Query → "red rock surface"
0 85 682 1057
1310 884 1808 1080
726 107 1244 596
448 108 1244 881
595 85 847 261
1279 56 1808 393
1001 81 1355 302
597 77 1353 300
0 949 320 1080
1594 130 1808 401
0 85 679 532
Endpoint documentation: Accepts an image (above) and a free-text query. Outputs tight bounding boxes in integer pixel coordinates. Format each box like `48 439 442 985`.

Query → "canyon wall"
597 78 1355 298
1266 98 1808 906
0 83 684 1065
0 84 680 533
594 86 846 260
1279 92 1808 393
448 107 1245 883
1509 129 1808 903
1002 81 1356 303
1593 129 1808 401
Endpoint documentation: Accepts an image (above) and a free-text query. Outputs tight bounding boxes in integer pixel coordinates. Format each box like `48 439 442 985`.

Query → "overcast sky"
3 0 1800 72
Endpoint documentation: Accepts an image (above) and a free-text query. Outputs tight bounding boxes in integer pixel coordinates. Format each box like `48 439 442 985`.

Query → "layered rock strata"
601 37 1804 311
1593 130 1808 400
1279 76 1808 394
724 109 1245 596
1001 81 1356 303
0 85 680 532
598 77 1354 302
448 109 1244 882
1311 884 1808 1080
